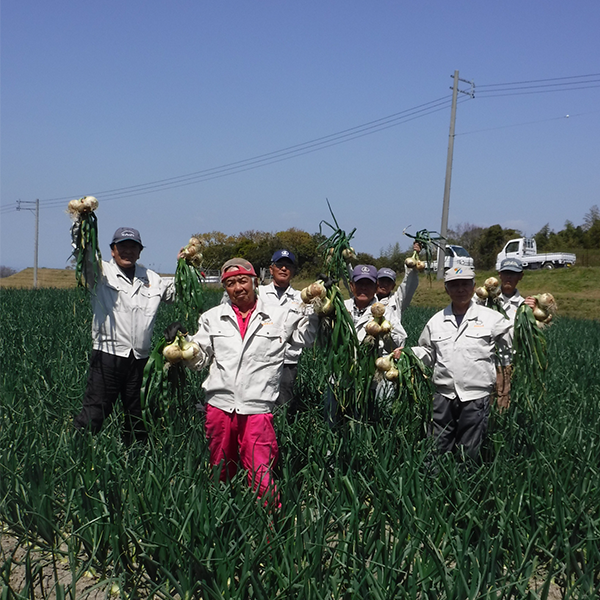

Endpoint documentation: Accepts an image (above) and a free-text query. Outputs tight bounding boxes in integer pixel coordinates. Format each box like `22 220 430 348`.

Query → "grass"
3 266 599 320
1 288 600 597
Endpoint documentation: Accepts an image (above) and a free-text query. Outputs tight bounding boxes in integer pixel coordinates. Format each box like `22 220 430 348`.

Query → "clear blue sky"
1 1 599 273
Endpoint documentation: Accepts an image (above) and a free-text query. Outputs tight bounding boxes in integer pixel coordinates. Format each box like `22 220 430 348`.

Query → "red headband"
221 266 257 282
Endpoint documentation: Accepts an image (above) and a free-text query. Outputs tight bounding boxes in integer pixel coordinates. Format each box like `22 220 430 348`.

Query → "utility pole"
16 199 40 288
436 71 474 279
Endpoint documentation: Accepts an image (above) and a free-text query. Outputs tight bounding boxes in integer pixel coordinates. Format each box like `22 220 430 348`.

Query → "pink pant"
205 404 279 504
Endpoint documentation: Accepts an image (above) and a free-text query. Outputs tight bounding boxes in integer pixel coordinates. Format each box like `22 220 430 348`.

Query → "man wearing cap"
258 249 304 411
411 266 511 460
346 264 406 348
71 225 174 443
183 258 318 504
497 258 528 322
494 257 536 410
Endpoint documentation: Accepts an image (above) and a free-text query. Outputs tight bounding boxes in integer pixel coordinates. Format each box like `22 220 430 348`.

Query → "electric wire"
2 72 598 213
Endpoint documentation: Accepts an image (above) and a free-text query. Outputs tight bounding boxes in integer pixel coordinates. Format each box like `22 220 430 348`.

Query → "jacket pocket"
464 328 493 360
139 287 163 317
251 324 285 362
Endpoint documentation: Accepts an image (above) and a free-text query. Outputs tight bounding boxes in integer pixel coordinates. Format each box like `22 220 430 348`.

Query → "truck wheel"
542 262 554 270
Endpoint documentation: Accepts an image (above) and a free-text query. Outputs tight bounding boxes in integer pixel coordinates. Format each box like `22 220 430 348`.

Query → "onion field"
1 288 599 599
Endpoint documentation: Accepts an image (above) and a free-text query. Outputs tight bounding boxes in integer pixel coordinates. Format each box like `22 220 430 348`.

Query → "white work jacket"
377 267 419 317
90 259 174 358
258 282 304 364
344 297 407 350
499 290 524 324
188 296 318 414
413 300 511 402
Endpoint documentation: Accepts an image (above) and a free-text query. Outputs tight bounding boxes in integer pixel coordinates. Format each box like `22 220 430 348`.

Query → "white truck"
427 244 474 271
495 238 576 270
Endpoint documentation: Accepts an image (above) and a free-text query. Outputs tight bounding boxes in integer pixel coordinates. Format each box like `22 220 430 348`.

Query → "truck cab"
427 245 474 271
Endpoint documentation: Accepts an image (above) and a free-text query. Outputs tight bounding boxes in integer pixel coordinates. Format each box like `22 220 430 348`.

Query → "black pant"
275 363 298 411
74 350 148 444
429 393 490 461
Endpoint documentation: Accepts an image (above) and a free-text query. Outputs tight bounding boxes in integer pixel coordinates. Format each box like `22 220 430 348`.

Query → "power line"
475 73 600 97
476 73 600 88
2 72 598 213
5 95 458 210
455 110 600 136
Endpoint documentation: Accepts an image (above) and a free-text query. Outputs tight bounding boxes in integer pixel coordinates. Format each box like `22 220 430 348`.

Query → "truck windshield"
450 246 470 257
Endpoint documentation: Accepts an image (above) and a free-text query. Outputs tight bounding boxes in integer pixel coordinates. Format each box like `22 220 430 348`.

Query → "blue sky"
1 1 599 273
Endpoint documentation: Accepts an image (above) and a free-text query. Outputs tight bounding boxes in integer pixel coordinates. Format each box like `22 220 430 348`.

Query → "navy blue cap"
111 227 143 247
352 264 377 283
271 249 296 265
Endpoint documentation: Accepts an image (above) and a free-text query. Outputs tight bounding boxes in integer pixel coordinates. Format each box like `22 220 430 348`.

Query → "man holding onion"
411 266 512 461
182 258 318 506
346 264 407 348
258 249 304 413
72 226 175 444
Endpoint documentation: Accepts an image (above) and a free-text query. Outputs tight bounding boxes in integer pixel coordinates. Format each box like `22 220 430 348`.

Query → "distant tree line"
191 206 600 276
0 266 17 278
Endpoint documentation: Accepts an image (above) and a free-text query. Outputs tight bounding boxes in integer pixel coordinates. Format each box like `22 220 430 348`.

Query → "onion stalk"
175 237 207 332
67 196 102 290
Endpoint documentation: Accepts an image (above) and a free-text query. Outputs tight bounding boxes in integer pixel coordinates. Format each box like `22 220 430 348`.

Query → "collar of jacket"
109 258 149 288
442 299 478 323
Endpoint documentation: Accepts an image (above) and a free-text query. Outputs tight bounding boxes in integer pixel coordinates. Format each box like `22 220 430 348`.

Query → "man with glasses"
259 249 304 412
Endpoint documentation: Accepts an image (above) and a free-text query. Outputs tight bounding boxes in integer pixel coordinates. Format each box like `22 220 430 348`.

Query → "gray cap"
377 267 396 282
499 258 523 273
444 266 476 282
111 227 143 247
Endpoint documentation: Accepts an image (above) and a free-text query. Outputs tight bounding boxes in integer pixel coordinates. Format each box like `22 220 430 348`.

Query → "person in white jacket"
185 258 318 504
412 266 511 460
72 226 174 444
497 257 526 322
331 265 406 422
258 249 304 411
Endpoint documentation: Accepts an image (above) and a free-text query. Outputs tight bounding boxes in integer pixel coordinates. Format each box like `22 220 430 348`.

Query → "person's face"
351 278 377 309
499 271 523 296
224 274 256 307
445 278 475 309
376 277 395 298
111 241 142 270
270 259 295 288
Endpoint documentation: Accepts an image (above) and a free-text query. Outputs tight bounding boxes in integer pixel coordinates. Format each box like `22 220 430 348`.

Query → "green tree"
475 225 520 270
534 224 551 252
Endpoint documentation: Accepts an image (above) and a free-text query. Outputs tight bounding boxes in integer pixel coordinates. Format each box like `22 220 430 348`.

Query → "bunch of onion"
475 277 502 301
324 245 356 264
404 250 426 272
364 302 393 338
162 332 200 364
317 200 357 289
67 196 102 290
375 348 433 421
531 293 557 327
179 237 203 268
375 353 400 381
141 333 197 430
175 237 207 330
301 280 334 316
66 195 99 217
